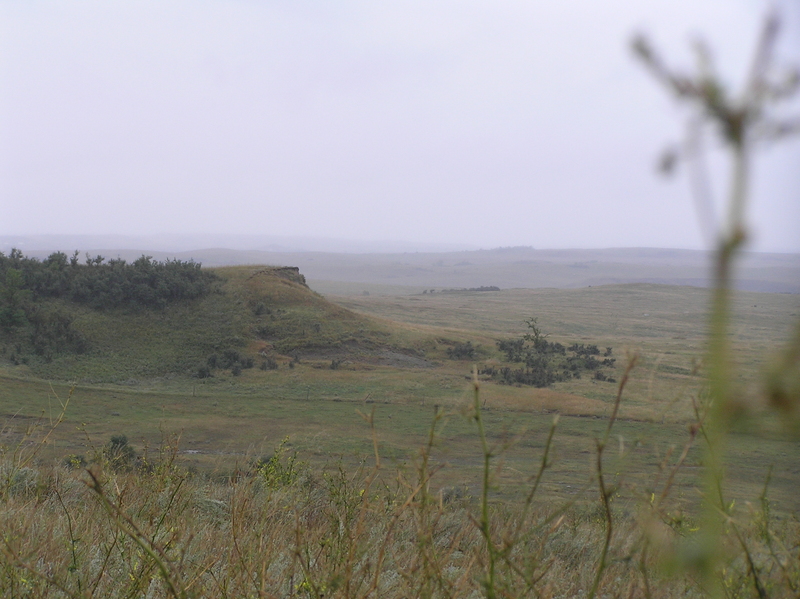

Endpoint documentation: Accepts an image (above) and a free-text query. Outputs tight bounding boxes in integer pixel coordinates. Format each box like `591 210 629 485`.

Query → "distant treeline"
1 249 218 362
423 286 499 294
0 249 217 312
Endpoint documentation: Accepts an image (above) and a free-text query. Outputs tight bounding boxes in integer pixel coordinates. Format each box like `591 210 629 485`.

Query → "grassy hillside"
0 265 436 383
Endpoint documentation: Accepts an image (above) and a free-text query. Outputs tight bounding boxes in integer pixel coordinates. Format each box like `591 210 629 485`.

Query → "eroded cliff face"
271 266 307 287
249 266 307 287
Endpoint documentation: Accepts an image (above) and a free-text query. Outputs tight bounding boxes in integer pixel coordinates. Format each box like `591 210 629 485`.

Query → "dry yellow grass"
1 413 797 599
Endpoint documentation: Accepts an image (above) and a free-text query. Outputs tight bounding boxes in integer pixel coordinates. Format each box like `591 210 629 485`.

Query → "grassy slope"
1 266 431 383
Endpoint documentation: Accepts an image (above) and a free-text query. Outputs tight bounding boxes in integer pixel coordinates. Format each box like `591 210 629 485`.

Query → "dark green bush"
0 250 217 312
104 435 136 471
492 320 615 387
447 341 476 360
261 356 279 370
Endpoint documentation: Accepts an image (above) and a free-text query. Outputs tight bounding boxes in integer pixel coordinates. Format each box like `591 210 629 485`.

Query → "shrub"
261 356 279 370
254 438 307 489
104 435 136 471
447 341 476 360
493 323 615 387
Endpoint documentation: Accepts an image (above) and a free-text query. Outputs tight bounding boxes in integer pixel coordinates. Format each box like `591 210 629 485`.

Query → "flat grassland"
2 282 797 513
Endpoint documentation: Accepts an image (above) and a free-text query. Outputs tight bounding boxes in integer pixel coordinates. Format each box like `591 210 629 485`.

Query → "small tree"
105 435 136 470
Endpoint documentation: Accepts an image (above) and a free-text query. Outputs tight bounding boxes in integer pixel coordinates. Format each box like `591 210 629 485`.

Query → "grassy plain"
2 279 797 513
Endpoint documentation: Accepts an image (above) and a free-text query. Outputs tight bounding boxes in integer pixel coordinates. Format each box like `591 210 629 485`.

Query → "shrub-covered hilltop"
0 249 621 387
0 250 425 383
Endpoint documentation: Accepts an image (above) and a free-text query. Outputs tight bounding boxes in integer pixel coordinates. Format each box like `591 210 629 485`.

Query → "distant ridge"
2 236 798 294
0 234 476 255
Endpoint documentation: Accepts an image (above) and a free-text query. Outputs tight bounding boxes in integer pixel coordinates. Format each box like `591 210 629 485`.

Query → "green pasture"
1 280 798 515
329 283 799 410
1 375 797 516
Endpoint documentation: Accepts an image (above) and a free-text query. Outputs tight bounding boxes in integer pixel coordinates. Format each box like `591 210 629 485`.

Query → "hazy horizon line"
3 233 800 257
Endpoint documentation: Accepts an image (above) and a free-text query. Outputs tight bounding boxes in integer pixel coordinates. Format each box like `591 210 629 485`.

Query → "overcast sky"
1 0 798 253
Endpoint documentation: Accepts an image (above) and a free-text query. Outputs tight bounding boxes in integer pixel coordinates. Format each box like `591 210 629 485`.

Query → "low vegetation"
484 318 616 387
0 250 216 312
1 374 798 598
0 260 433 383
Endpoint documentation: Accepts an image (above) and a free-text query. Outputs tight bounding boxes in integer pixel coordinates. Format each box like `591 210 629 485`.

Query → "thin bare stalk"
471 368 498 599
587 354 637 599
85 468 186 599
633 11 799 597
54 483 83 596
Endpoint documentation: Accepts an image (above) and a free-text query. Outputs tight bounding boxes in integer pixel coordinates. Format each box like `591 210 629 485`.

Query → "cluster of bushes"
479 362 560 387
0 249 217 313
484 319 616 387
1 264 90 361
1 306 90 364
252 302 287 319
260 356 279 370
28 307 89 360
0 249 218 363
423 286 500 294
198 349 255 378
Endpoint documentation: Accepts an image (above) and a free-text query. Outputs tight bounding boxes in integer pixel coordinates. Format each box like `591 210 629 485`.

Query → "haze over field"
1 1 799 253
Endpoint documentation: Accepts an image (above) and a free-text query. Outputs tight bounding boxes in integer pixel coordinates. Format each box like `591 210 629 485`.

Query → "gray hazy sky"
2 1 798 252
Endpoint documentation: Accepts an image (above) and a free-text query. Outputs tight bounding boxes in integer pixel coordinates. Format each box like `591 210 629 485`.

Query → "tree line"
0 249 218 361
0 249 217 315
